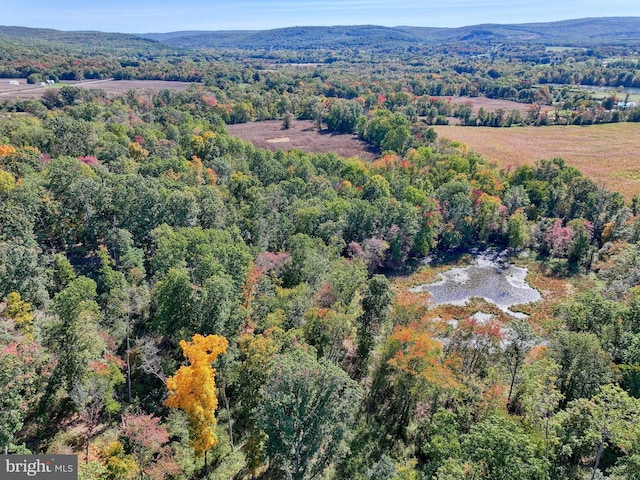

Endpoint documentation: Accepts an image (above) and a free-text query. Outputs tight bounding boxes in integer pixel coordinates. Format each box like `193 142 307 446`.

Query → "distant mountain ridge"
0 25 159 47
141 25 418 49
1 17 640 52
138 17 640 49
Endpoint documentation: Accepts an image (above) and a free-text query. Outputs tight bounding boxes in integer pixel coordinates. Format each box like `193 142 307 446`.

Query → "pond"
409 252 541 318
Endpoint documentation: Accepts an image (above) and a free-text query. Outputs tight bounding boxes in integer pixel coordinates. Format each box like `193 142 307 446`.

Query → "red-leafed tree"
121 412 180 480
444 315 504 377
544 219 574 258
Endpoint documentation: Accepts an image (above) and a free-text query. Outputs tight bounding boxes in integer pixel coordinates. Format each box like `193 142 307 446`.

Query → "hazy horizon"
2 1 640 34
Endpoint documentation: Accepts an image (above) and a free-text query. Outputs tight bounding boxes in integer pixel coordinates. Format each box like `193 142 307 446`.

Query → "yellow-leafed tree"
164 334 228 456
3 292 35 341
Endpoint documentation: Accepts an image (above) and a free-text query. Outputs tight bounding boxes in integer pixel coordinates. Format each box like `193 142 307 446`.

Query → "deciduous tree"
258 347 361 479
121 412 180 480
46 276 105 392
462 415 549 480
165 334 228 457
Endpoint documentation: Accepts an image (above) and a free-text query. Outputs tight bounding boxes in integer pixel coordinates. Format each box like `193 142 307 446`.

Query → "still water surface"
410 253 541 317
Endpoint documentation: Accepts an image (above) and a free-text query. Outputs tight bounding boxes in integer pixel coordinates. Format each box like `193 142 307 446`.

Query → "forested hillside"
1 20 640 480
139 17 640 49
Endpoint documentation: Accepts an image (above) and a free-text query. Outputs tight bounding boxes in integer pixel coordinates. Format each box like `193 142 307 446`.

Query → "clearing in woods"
5 77 633 199
227 119 379 161
0 79 193 99
433 123 640 199
230 119 640 199
434 95 554 116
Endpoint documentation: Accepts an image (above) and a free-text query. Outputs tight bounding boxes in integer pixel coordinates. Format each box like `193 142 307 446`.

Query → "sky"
2 0 640 34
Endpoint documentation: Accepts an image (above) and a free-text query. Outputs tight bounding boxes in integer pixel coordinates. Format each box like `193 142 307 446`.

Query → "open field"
433 123 640 198
435 96 554 115
0 78 194 99
227 119 378 161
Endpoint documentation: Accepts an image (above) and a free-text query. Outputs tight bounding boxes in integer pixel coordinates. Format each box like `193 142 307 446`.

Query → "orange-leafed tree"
388 322 461 392
367 320 461 441
0 144 17 157
164 334 228 457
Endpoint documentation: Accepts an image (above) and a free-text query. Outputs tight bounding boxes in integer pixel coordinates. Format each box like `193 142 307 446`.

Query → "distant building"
616 101 638 109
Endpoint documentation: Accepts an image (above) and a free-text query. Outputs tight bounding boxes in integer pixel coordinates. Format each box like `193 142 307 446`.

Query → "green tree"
587 384 640 479
258 347 362 479
362 174 391 201
325 99 363 134
419 408 462 478
436 180 474 248
474 193 502 243
504 319 537 404
556 290 624 360
356 274 392 376
303 307 354 363
237 331 280 474
151 268 198 342
503 185 531 215
507 210 529 249
50 253 77 294
45 276 106 392
43 155 108 248
516 357 564 463
380 124 411 154
0 341 48 453
462 415 549 480
554 384 640 479
45 116 100 157
551 331 616 406
0 240 49 305
282 112 294 130
230 102 254 124
360 109 411 154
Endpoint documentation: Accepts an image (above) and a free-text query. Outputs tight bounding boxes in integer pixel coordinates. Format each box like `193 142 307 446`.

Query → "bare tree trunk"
507 355 520 404
85 426 93 464
126 309 132 403
221 382 234 450
591 437 606 480
545 416 550 462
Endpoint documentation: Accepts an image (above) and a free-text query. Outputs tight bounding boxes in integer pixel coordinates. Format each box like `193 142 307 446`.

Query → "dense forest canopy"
1 18 640 480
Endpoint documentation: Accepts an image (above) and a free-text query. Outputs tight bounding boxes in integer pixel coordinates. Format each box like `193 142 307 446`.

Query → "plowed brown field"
227 119 378 161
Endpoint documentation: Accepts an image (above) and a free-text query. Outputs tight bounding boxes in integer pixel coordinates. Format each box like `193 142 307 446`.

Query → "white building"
616 101 638 109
